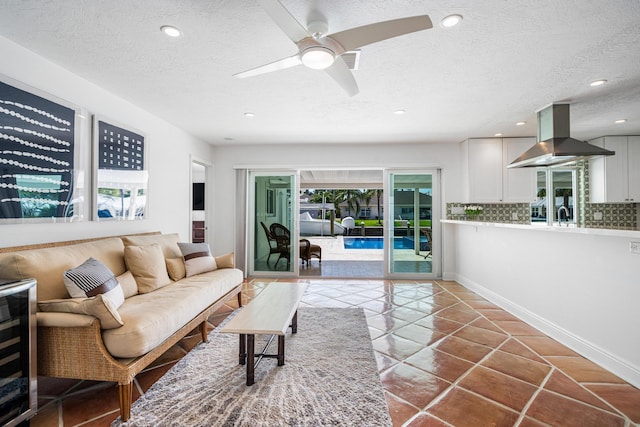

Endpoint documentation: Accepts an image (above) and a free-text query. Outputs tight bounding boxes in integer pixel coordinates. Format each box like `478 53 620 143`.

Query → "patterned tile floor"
32 278 640 426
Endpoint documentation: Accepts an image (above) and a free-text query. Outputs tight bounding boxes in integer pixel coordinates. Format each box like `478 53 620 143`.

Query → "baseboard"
451 273 640 389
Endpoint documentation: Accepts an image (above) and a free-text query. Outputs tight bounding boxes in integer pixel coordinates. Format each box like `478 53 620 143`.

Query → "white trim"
232 163 444 171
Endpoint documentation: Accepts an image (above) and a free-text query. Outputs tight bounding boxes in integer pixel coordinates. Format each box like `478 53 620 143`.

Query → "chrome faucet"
557 206 570 226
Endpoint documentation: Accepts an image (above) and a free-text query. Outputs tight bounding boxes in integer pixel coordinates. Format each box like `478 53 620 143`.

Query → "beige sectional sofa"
0 232 243 421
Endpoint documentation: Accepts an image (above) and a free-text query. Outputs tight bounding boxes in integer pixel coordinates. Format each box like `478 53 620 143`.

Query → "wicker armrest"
37 311 96 328
38 320 134 384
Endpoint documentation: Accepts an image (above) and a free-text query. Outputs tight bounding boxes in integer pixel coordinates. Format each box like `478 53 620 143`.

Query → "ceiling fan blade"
257 0 310 43
329 15 433 51
324 57 359 97
233 54 302 78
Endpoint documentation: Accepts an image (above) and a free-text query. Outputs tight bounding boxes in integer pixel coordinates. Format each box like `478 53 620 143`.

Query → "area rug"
114 307 391 426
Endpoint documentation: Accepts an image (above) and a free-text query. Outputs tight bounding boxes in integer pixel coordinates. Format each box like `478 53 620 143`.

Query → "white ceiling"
1 0 639 147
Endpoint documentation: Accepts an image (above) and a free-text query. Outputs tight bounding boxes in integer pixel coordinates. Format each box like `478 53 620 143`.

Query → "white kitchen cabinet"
461 137 536 203
589 136 640 203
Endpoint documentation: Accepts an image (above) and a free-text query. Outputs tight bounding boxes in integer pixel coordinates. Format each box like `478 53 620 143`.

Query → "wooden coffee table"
220 282 307 385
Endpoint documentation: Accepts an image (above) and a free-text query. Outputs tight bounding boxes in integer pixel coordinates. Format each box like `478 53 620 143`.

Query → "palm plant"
375 189 383 224
344 189 362 217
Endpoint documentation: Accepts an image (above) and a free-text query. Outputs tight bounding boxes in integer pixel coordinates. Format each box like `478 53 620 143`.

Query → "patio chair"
269 223 291 269
341 216 355 235
421 228 433 259
260 221 281 266
300 238 322 267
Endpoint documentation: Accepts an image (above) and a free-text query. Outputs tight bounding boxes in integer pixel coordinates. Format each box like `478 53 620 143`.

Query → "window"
358 207 371 218
531 169 576 225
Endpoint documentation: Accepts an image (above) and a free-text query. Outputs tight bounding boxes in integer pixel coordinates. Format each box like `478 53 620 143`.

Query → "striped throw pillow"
62 258 125 327
177 243 217 277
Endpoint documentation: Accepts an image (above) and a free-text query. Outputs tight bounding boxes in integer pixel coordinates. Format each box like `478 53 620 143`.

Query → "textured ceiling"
0 0 638 146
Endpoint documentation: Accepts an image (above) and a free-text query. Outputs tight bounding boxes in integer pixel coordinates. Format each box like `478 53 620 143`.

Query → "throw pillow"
63 257 125 310
165 257 186 281
38 295 124 329
215 252 235 269
123 244 172 293
177 242 217 277
116 270 138 298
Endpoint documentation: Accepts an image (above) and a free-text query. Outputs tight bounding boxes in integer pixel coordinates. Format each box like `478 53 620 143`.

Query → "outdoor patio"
299 235 432 277
306 235 430 261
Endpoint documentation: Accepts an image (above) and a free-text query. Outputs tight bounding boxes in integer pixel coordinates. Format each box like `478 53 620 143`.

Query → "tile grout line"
420 286 547 422
514 366 555 426
447 284 636 425
417 286 511 415
510 336 630 420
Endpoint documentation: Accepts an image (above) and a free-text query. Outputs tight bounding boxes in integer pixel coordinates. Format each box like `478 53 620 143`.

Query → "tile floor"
32 278 640 427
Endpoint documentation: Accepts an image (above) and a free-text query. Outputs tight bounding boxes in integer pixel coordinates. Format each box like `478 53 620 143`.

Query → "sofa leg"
119 382 132 421
237 292 243 307
200 321 208 343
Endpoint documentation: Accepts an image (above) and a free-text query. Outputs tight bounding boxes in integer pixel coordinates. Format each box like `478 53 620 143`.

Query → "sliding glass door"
385 170 440 277
248 171 297 276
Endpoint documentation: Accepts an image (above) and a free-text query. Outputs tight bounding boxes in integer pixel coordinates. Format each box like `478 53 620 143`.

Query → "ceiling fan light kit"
300 46 335 70
235 0 434 96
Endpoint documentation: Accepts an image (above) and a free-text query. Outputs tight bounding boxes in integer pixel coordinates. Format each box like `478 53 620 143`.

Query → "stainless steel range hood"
507 103 615 168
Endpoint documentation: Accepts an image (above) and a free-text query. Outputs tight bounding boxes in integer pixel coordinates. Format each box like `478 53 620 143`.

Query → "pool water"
343 237 429 250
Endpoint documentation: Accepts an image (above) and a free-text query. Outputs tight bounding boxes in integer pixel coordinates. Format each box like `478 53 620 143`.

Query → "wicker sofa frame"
0 233 242 421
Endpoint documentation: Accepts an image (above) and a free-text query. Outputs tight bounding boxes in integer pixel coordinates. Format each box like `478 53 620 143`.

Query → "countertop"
441 219 640 238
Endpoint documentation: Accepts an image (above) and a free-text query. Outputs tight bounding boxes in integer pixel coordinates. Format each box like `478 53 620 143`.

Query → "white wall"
445 221 640 388
0 36 211 247
210 142 463 256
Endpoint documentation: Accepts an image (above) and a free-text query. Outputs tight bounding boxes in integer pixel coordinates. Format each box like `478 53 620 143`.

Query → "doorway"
249 171 297 277
294 168 439 278
386 170 439 277
190 159 209 243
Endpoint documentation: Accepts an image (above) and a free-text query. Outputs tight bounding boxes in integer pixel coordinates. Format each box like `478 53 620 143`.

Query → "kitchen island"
442 219 640 388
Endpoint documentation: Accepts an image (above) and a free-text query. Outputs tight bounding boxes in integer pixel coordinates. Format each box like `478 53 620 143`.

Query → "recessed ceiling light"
393 109 406 115
244 112 255 118
495 133 503 137
160 25 182 37
615 119 627 124
589 79 607 87
516 121 526 126
441 14 463 28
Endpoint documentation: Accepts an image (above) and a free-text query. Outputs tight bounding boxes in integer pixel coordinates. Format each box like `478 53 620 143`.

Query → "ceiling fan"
233 0 433 96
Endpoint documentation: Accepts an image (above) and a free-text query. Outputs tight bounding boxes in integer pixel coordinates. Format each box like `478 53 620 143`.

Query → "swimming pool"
343 237 429 250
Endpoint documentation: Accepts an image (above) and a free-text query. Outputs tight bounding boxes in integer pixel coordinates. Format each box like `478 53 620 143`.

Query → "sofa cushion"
124 244 172 293
165 252 234 282
0 237 126 301
63 258 125 309
121 233 182 259
103 268 243 358
178 242 217 277
38 295 124 329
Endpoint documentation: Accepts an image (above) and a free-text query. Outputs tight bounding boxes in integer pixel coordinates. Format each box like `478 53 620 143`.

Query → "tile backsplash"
446 203 531 224
448 162 637 230
580 161 637 230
